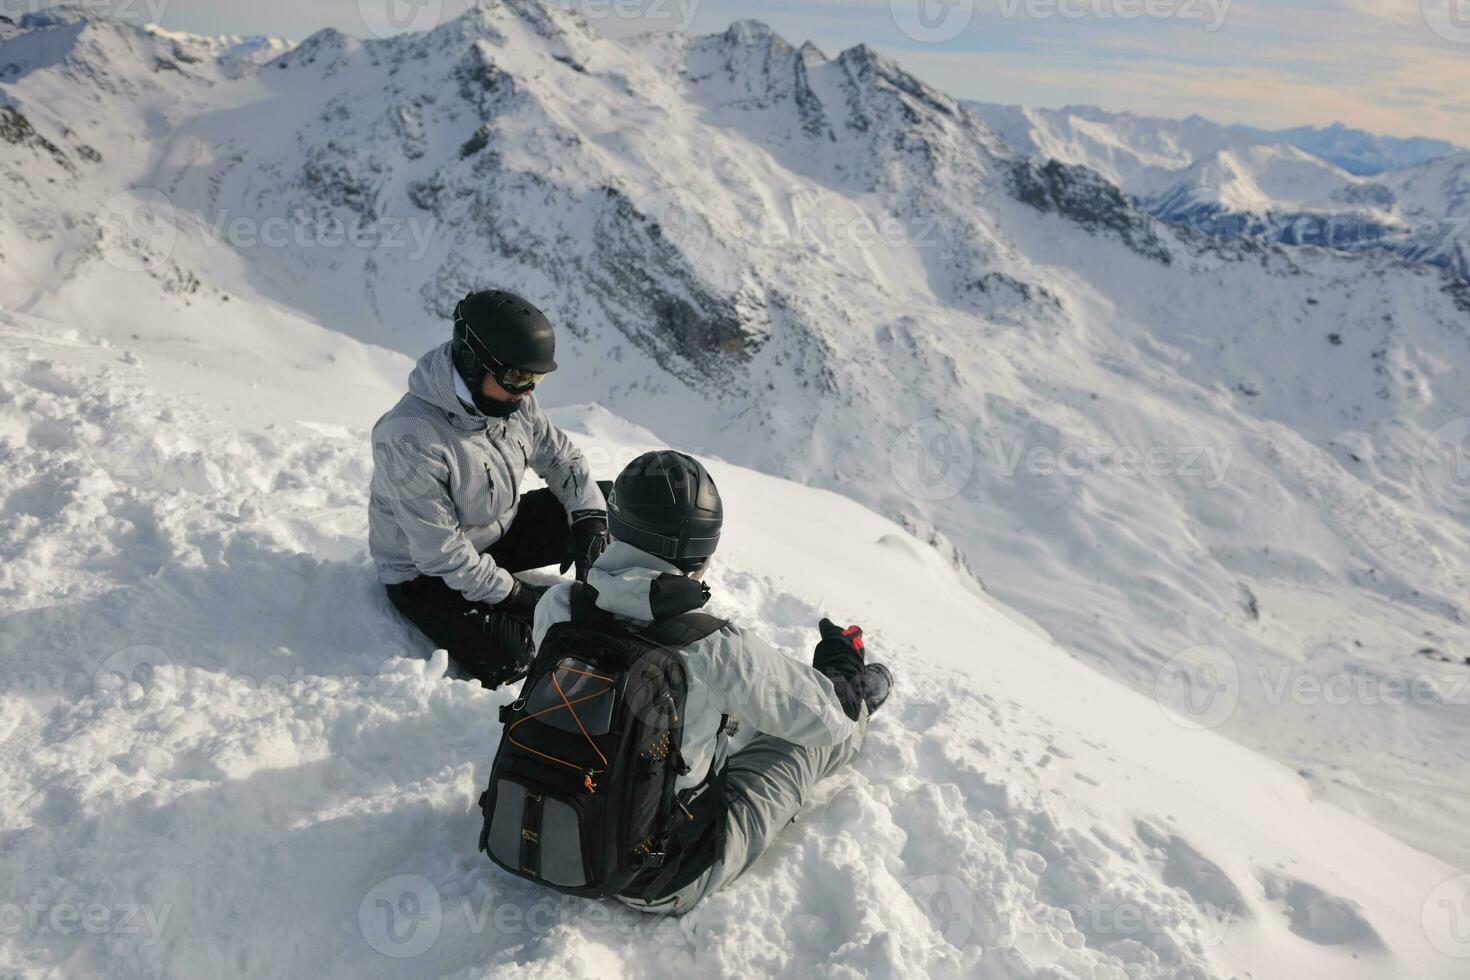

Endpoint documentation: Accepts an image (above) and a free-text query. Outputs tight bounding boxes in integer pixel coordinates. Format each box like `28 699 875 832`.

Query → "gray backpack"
478 584 730 901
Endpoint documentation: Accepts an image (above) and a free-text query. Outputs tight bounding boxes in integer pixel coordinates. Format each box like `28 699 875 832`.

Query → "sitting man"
531 450 892 913
369 289 611 687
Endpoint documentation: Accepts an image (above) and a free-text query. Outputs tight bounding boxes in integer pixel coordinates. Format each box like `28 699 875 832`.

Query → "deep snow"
2 311 1467 979
2 0 1470 874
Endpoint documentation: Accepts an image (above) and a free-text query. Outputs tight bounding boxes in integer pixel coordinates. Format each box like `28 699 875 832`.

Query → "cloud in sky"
139 0 1470 144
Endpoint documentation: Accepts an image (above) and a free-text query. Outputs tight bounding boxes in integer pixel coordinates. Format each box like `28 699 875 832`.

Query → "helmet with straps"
451 289 558 388
608 451 723 571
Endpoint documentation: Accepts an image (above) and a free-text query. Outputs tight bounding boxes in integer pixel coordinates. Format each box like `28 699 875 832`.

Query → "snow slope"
3 311 1468 979
2 2 1470 875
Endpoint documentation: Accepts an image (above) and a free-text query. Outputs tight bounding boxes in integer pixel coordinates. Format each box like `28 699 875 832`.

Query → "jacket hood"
407 343 485 429
586 541 711 623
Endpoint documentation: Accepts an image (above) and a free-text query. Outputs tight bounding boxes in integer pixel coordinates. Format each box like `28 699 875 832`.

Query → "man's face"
480 372 529 404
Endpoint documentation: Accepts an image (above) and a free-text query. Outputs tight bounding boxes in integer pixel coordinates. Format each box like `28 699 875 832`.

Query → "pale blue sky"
142 0 1470 143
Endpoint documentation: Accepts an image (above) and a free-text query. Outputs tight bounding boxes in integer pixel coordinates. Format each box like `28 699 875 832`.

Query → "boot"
861 663 893 714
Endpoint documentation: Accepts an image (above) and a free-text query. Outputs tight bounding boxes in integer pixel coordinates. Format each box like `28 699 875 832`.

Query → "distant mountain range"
969 103 1470 280
969 103 1463 182
1234 120 1463 176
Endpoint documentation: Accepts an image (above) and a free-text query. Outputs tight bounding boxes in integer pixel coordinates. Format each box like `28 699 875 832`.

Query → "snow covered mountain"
2 1 1470 959
967 104 1268 195
968 103 1464 185
1142 146 1470 282
1236 121 1465 177
967 102 1470 281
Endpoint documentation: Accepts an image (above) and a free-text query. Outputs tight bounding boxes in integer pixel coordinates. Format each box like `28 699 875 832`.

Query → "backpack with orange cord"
478 583 729 900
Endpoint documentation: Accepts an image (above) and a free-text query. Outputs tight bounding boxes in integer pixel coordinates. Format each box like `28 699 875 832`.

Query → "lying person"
479 449 891 914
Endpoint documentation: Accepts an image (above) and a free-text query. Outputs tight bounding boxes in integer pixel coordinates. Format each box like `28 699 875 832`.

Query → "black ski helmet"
608 451 723 571
451 290 558 387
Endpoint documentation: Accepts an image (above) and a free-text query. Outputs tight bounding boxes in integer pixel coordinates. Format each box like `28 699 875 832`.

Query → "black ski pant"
383 482 613 687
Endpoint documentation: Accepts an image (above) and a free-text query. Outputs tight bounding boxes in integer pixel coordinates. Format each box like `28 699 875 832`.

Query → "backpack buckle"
521 829 539 844
675 792 696 821
499 698 526 724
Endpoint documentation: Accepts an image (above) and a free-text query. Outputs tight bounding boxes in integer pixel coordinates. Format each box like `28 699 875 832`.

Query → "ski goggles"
455 314 549 393
489 358 547 394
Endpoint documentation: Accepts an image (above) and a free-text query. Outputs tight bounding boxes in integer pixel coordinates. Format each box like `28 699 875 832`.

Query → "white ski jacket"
369 343 604 605
532 542 858 794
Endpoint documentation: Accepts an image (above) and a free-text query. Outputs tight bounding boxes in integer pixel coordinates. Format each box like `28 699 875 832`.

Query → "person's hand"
561 510 610 581
813 618 867 720
476 613 534 690
815 619 865 671
496 580 548 625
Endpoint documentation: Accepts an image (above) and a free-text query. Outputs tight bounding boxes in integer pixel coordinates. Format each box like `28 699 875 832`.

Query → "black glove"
496 580 548 626
648 573 711 619
813 618 867 721
561 510 610 582
469 612 534 690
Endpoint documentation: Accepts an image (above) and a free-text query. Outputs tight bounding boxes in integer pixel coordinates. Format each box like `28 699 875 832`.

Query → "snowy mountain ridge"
1141 146 1470 281
968 102 1465 184
1 0 1469 929
968 101 1470 281
1235 120 1464 177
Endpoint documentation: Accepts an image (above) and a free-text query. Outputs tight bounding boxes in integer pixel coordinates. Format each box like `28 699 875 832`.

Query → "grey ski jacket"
369 343 605 605
532 542 858 795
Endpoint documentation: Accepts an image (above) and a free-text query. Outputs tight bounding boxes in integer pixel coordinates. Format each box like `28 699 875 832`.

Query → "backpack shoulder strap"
567 583 728 648
566 582 617 628
638 612 729 649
